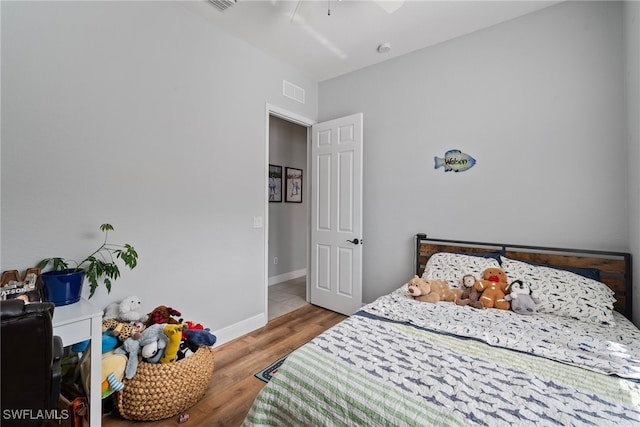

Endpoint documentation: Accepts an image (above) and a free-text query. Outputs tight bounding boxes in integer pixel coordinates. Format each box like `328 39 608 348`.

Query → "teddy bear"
145 305 182 328
474 267 511 310
455 274 484 309
407 275 463 303
104 295 147 323
504 280 537 315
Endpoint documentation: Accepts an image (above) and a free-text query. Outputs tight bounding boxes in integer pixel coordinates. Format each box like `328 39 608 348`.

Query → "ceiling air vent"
283 80 305 104
209 0 236 12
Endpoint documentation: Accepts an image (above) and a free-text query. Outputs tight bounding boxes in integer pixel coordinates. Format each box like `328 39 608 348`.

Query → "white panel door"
310 113 363 315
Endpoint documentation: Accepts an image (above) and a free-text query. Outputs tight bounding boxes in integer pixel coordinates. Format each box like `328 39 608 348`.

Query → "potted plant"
38 223 139 306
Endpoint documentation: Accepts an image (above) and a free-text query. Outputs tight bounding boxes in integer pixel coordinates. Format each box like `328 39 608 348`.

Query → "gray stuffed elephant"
115 323 169 379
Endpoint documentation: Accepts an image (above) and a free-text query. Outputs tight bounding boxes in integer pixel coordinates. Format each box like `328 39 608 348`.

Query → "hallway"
268 276 306 320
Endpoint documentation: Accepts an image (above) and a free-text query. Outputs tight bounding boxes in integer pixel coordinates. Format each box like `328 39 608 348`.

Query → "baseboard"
212 313 266 347
213 268 307 346
268 268 306 286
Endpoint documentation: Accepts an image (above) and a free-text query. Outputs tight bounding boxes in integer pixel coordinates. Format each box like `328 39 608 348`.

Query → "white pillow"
422 253 500 288
500 256 616 325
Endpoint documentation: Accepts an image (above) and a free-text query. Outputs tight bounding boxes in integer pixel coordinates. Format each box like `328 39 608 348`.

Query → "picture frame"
269 164 283 202
285 167 303 203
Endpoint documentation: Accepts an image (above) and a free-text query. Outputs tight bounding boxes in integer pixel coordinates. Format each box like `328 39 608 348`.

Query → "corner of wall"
213 313 266 347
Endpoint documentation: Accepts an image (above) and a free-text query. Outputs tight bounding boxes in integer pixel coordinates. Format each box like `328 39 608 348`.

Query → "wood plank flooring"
102 304 346 427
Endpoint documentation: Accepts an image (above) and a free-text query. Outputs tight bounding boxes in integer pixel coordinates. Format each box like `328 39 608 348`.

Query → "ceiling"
194 0 561 82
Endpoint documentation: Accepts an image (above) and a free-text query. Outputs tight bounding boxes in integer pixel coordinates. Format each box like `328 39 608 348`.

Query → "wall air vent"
283 80 305 104
209 0 236 12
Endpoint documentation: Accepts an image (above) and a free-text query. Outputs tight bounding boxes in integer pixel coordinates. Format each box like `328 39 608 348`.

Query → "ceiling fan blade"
374 0 405 14
290 0 303 23
290 0 318 25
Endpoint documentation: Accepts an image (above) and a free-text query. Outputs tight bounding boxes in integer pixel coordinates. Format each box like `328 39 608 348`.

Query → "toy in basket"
114 346 215 421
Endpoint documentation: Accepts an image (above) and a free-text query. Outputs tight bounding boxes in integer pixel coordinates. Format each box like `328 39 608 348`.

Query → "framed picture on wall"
285 167 303 203
269 164 282 202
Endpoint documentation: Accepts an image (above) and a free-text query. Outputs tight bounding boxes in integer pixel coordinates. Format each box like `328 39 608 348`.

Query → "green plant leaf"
116 244 138 269
100 224 114 232
87 274 98 299
38 257 71 271
40 223 138 298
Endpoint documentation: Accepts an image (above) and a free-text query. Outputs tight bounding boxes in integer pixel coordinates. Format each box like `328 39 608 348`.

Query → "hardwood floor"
102 304 346 427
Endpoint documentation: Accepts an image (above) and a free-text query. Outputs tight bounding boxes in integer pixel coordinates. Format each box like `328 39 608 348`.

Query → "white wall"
1 1 318 343
625 0 640 325
268 115 307 282
319 1 629 305
3 0 637 336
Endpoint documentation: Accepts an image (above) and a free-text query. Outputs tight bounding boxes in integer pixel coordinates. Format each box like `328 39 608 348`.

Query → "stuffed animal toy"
160 323 183 364
139 323 169 363
78 348 127 399
182 320 204 340
184 320 204 330
407 275 463 303
102 332 118 353
115 323 169 379
114 337 142 379
177 341 195 361
145 305 182 327
99 352 127 398
71 331 119 353
504 280 537 315
105 371 124 396
474 268 510 310
455 274 484 309
104 295 147 323
184 328 217 352
102 318 145 342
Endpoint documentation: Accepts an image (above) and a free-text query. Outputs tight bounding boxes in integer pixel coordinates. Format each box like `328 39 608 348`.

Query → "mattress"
243 287 640 426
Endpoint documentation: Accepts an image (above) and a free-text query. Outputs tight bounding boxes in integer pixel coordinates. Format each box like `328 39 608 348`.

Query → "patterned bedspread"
243 289 640 427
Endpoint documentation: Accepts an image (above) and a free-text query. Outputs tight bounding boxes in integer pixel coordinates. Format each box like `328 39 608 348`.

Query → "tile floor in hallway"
268 276 307 320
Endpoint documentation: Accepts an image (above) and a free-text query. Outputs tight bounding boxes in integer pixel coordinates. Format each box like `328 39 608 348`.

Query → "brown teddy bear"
455 274 484 309
407 275 463 303
474 267 511 310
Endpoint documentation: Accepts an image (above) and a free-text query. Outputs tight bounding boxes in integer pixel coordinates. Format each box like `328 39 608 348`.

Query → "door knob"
347 238 360 245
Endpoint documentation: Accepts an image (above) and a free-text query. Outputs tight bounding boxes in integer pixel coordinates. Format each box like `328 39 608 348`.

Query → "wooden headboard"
415 233 633 320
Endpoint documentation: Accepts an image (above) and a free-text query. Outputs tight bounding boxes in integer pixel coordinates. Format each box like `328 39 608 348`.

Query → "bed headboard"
415 233 633 320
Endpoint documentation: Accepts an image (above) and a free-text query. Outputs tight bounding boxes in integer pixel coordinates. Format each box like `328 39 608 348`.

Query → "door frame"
264 103 315 323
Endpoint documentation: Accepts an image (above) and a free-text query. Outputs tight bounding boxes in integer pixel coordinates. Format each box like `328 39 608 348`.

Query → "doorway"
266 106 314 320
265 106 364 319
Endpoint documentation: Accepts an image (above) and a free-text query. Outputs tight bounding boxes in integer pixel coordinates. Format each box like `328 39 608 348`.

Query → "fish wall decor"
434 149 476 173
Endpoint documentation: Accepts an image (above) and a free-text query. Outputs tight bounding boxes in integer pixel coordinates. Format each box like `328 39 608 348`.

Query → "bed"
243 234 640 426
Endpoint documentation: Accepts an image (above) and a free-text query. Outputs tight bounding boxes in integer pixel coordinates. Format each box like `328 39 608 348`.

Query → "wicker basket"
114 346 215 421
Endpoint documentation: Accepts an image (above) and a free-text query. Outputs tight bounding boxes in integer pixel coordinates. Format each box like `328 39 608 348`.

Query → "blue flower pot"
41 269 84 306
